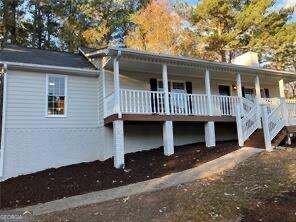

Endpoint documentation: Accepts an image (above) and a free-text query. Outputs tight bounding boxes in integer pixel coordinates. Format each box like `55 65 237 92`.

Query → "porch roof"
83 47 296 82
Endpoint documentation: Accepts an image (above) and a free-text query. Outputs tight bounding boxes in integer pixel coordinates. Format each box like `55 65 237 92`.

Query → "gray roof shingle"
0 45 96 70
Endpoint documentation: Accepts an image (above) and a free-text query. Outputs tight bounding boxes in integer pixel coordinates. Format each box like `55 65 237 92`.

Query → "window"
46 75 67 117
260 88 270 98
244 88 255 101
172 82 185 93
158 80 164 91
157 80 186 93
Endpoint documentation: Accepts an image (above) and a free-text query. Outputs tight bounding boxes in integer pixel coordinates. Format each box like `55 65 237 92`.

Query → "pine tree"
191 0 294 62
0 0 25 46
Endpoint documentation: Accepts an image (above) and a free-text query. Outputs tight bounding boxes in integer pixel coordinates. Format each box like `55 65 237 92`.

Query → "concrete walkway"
18 147 263 215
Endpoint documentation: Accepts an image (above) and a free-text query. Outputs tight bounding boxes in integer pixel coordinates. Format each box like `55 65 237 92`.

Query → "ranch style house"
0 45 295 181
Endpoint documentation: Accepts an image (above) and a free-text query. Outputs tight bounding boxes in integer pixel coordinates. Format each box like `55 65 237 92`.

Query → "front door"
218 85 231 96
218 85 231 115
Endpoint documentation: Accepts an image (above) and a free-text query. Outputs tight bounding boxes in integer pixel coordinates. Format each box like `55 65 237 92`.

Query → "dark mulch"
0 141 239 209
242 192 296 222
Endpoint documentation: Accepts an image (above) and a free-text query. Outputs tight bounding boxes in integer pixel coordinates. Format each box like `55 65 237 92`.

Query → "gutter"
0 61 99 77
0 63 7 177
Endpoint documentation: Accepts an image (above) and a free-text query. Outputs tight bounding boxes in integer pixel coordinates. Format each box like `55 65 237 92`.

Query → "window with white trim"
157 80 186 93
46 75 67 116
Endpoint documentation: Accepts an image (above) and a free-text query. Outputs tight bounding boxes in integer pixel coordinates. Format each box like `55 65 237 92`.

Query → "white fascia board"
0 61 99 77
87 47 296 78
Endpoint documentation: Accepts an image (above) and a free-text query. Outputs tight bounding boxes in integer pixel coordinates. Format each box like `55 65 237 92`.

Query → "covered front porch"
90 48 296 168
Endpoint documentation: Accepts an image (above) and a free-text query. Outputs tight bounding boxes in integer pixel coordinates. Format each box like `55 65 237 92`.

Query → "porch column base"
113 120 125 168
286 134 291 145
163 121 174 156
205 121 216 147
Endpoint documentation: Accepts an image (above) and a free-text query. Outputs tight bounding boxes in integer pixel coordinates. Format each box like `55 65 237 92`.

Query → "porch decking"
104 114 236 125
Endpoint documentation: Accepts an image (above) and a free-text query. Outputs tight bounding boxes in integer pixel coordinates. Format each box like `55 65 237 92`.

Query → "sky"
185 0 296 20
186 0 296 6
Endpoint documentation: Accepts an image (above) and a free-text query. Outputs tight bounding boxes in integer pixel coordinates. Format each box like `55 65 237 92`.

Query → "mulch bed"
0 141 239 209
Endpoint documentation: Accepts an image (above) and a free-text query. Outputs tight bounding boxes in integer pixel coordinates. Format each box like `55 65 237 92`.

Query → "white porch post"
113 120 125 168
255 75 262 128
204 69 216 147
236 73 244 114
279 79 285 98
261 105 273 151
236 73 243 98
162 64 170 115
279 79 289 125
113 55 124 168
113 57 121 118
163 121 174 155
255 75 261 99
235 103 244 146
162 64 174 155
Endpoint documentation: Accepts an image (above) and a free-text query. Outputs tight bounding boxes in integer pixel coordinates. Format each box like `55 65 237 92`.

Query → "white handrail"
286 99 296 123
260 98 280 114
120 89 165 114
235 98 258 146
169 93 208 115
241 106 258 141
241 97 253 114
261 101 285 151
212 95 240 116
267 103 285 141
104 89 256 118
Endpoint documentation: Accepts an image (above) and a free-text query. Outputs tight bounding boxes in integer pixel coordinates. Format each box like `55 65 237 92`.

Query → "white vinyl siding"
6 70 99 128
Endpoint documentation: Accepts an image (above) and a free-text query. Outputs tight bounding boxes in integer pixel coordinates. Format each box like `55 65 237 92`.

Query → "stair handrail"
241 97 254 115
235 101 259 146
261 102 285 151
267 103 285 141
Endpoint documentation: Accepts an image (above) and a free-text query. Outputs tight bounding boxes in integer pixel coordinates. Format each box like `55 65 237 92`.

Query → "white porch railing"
260 97 280 113
235 98 259 146
261 101 286 151
268 103 285 141
120 89 165 114
104 89 248 117
241 97 254 114
286 99 296 125
212 95 241 116
169 93 208 115
242 106 259 142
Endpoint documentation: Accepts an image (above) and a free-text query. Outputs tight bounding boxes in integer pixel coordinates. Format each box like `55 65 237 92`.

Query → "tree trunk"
10 1 17 44
220 50 226 62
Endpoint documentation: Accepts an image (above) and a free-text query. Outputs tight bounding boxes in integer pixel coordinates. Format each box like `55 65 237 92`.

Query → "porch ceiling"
104 57 293 84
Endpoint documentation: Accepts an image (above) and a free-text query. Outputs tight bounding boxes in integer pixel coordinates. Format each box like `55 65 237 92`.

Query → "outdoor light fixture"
232 83 237 90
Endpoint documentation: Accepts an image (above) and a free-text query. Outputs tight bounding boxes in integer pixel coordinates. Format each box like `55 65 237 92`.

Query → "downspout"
0 63 7 177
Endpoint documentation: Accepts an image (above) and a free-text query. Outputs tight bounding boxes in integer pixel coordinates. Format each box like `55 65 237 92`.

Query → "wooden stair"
244 129 265 148
244 127 288 148
272 127 288 147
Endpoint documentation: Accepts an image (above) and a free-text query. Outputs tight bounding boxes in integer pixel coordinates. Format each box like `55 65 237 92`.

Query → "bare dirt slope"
36 148 296 222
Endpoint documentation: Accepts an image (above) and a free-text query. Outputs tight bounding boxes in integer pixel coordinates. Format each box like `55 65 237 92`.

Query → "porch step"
272 127 288 147
244 127 288 149
244 129 265 148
